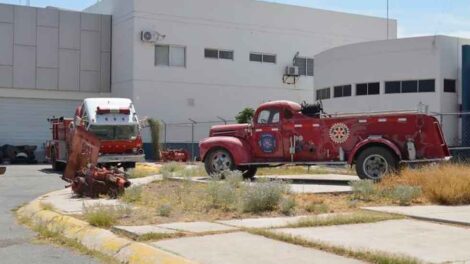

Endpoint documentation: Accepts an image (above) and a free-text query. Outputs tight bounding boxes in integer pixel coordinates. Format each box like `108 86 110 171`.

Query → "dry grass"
380 164 470 205
288 211 402 228
127 163 161 179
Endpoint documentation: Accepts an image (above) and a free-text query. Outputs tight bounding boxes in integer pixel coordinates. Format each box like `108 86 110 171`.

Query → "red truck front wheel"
205 148 235 176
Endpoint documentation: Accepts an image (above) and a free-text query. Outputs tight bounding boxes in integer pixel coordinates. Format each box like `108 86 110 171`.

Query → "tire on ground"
355 146 398 181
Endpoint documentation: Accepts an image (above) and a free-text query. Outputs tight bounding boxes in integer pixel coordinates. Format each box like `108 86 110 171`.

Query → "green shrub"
121 187 143 203
235 107 255 124
350 180 376 201
206 181 237 211
240 180 290 213
305 202 329 214
224 170 244 188
280 197 296 215
157 204 172 217
389 185 422 206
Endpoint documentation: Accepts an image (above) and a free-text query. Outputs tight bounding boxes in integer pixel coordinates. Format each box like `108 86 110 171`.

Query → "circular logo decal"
329 123 350 144
259 133 276 153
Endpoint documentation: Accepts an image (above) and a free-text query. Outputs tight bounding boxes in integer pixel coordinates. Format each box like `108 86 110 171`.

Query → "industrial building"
0 0 396 160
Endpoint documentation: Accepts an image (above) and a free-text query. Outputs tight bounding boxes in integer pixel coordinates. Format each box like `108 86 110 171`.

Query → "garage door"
0 97 80 150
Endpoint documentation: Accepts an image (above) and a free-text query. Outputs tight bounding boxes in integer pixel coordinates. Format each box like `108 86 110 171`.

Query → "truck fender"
199 136 252 165
348 138 402 164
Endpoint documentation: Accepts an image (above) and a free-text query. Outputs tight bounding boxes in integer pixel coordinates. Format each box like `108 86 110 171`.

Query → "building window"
155 45 186 67
385 81 401 94
294 57 314 76
385 80 435 94
356 82 380 96
316 88 330 100
402 80 418 93
250 52 276 64
204 48 234 60
334 85 352 98
418 79 435 93
444 79 456 93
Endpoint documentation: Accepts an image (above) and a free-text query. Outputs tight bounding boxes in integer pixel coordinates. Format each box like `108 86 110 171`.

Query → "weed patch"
83 204 132 228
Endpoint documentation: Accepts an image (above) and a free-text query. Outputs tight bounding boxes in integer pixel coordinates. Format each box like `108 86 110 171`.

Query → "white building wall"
86 0 396 142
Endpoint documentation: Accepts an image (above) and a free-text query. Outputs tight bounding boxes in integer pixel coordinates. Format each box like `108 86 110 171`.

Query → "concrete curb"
17 196 197 264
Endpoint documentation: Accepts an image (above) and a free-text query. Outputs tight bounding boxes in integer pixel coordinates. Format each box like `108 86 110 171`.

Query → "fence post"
217 116 227 125
189 119 197 161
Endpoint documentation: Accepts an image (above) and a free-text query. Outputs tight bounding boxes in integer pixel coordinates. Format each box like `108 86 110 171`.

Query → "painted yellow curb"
17 196 198 264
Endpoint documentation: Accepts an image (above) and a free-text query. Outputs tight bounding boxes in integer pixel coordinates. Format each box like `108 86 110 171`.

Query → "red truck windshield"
88 125 138 140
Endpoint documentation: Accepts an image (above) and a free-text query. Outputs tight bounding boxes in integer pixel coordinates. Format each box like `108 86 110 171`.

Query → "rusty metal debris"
62 127 131 198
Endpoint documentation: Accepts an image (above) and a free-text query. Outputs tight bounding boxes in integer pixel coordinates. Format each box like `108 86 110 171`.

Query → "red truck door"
252 108 284 160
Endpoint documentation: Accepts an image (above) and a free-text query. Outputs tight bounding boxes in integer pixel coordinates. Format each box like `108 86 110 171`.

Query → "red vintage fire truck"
45 98 145 170
199 101 451 180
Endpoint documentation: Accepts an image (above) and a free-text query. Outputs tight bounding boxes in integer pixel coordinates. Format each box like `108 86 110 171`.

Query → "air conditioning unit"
141 31 161 43
285 66 299 76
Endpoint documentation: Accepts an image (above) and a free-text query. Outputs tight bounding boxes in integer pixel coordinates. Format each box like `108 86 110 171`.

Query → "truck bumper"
98 154 145 163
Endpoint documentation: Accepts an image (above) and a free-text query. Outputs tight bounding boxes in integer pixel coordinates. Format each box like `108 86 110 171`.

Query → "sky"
2 0 470 39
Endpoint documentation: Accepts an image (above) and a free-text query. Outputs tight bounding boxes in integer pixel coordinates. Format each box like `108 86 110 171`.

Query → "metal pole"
387 0 389 39
161 120 167 149
189 119 197 161
217 116 227 125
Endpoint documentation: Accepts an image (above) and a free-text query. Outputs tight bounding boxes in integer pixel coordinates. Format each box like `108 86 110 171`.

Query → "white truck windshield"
88 125 138 140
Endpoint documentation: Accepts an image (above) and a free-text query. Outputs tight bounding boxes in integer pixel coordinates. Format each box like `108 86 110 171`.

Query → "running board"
238 161 348 167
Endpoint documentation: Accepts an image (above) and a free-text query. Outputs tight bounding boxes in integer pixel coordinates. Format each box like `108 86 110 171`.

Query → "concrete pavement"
0 165 97 264
364 205 470 226
153 232 364 264
276 219 470 263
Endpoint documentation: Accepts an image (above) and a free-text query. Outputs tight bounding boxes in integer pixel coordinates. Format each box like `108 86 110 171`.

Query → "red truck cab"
199 100 450 180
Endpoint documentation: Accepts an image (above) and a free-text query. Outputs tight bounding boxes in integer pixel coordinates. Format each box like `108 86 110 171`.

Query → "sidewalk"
20 173 470 264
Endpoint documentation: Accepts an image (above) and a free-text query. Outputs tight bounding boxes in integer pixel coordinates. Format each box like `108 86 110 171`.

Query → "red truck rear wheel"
356 146 398 180
204 148 235 176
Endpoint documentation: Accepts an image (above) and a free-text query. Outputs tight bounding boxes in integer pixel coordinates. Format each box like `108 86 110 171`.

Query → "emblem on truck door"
259 133 276 153
329 123 350 144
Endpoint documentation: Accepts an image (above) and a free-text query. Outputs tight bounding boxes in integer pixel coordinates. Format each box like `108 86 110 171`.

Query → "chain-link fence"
142 119 237 160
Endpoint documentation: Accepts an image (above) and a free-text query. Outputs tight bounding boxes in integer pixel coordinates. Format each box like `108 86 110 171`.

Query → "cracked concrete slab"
276 219 470 263
153 232 363 264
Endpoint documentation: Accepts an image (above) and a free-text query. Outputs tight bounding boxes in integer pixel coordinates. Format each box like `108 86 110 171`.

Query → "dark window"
343 85 352 96
334 85 351 98
205 49 233 60
250 53 262 62
263 54 276 63
419 79 435 92
402 80 418 93
356 83 368 96
307 58 314 76
204 49 218 59
368 82 380 95
250 53 276 64
294 56 314 76
219 50 234 60
294 57 307 76
316 88 330 100
444 79 456 93
385 81 401 94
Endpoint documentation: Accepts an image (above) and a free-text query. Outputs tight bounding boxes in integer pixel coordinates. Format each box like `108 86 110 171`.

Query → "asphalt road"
0 165 97 264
